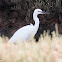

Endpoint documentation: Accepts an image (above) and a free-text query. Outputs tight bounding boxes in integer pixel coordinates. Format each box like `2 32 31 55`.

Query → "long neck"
33 13 39 32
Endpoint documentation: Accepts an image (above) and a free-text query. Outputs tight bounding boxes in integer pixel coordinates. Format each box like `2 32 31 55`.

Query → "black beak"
41 11 50 14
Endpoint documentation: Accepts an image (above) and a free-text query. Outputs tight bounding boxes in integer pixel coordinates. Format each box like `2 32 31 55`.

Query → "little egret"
8 9 49 43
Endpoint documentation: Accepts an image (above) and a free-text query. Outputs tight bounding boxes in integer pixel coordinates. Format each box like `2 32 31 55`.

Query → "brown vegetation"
0 0 62 40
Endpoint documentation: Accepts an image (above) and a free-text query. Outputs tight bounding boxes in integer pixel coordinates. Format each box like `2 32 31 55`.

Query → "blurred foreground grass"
0 24 62 62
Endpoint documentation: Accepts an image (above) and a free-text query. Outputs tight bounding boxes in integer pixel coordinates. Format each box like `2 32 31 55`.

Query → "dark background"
0 0 62 41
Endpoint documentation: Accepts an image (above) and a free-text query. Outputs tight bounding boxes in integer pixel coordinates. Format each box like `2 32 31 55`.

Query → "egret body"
8 9 49 43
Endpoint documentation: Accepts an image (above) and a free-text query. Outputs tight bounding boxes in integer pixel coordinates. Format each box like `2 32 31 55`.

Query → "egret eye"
38 11 41 12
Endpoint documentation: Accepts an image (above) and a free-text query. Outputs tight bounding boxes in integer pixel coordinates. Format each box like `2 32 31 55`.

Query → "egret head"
34 9 50 15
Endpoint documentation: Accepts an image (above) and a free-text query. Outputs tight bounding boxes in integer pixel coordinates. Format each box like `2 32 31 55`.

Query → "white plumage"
8 9 49 43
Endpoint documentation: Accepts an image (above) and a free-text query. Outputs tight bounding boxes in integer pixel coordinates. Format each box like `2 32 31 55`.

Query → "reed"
0 24 62 62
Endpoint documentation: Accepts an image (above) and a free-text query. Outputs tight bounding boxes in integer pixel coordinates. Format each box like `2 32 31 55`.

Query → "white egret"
8 9 49 43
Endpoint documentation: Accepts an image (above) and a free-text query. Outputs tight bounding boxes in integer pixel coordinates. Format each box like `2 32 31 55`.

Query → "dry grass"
0 24 62 62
